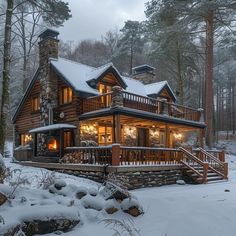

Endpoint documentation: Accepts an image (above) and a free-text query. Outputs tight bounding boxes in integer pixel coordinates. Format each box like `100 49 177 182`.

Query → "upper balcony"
82 86 203 123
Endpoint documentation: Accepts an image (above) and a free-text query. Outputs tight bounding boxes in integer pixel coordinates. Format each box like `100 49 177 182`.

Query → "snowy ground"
0 154 236 236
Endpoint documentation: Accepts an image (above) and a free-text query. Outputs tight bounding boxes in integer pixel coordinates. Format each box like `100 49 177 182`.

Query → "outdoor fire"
48 138 58 151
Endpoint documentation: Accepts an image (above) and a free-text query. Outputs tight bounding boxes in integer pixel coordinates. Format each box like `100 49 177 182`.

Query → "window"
60 87 72 105
20 134 32 146
98 83 112 106
98 126 112 145
32 97 40 112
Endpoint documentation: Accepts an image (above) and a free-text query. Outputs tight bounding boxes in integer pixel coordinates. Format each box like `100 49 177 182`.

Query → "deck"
17 145 227 189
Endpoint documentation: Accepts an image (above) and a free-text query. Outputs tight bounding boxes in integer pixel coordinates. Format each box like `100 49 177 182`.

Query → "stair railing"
178 147 208 183
196 148 228 180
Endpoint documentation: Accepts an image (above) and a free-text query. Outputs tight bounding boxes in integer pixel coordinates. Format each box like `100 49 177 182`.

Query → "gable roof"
50 58 127 94
145 81 177 102
12 57 177 123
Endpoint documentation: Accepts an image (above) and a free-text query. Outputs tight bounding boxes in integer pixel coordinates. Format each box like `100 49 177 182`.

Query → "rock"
224 189 230 192
105 206 119 214
0 191 7 206
54 180 67 190
126 206 142 217
49 185 58 194
100 182 130 201
121 198 143 217
82 196 103 211
75 186 88 199
176 179 186 185
21 218 80 235
88 187 98 197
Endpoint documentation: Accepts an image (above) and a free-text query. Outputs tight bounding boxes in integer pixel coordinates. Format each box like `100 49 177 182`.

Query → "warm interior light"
48 138 58 151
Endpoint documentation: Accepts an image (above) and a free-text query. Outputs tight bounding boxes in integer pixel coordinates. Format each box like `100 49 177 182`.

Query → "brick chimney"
38 29 59 126
132 64 156 84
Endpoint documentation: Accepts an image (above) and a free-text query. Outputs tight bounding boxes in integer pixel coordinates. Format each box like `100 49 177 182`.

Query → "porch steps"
183 164 224 184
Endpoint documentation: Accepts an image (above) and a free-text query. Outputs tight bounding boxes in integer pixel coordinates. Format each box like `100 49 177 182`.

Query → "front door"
137 128 149 147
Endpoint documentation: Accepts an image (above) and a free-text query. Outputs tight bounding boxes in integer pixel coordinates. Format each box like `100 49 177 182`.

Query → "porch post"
198 128 204 148
33 133 37 157
165 124 170 148
59 129 64 158
113 114 121 144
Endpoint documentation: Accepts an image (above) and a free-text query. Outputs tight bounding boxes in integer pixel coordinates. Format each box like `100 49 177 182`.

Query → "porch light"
24 134 32 143
173 133 183 141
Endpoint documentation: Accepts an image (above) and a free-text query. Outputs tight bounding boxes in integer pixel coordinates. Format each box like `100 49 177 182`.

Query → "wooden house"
12 29 227 186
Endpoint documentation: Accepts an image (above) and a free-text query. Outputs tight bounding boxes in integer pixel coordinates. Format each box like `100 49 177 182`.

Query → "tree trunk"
0 0 14 154
176 43 184 105
205 10 214 148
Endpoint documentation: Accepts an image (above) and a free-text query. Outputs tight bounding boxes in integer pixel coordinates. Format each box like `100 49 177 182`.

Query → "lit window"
61 87 72 104
20 134 32 146
32 97 40 111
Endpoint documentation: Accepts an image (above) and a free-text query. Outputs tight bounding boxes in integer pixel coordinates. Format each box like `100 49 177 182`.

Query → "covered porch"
78 109 205 149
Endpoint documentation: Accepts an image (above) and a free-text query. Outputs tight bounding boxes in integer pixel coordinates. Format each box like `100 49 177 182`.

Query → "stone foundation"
18 162 183 190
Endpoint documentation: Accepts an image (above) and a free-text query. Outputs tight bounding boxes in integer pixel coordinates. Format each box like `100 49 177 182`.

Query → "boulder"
105 206 119 214
176 179 186 185
21 218 80 235
121 198 143 217
75 186 88 199
82 196 103 211
54 180 67 190
88 187 98 197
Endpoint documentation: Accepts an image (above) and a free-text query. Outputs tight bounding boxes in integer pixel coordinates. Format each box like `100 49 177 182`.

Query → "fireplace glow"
48 138 58 151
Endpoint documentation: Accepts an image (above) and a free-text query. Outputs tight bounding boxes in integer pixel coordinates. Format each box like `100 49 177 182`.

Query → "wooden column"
59 129 64 158
33 133 37 157
112 144 120 166
165 124 170 148
198 128 204 148
113 114 121 144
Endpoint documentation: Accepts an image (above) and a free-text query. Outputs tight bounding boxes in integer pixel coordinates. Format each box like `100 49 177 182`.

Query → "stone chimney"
38 29 59 126
132 64 156 84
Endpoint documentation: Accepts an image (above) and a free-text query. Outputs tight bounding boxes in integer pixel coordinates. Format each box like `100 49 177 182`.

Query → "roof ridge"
122 76 144 84
145 80 167 87
56 57 95 69
90 62 113 72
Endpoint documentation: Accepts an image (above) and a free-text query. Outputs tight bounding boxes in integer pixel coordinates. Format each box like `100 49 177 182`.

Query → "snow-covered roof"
145 80 177 101
29 124 77 133
50 58 99 95
122 76 147 96
50 57 176 100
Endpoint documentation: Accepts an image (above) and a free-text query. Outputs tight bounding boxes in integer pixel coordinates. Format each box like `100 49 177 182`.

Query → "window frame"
31 96 40 112
60 87 73 105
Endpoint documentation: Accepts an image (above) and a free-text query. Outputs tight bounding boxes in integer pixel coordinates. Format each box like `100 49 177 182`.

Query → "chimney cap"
39 28 59 40
132 64 155 75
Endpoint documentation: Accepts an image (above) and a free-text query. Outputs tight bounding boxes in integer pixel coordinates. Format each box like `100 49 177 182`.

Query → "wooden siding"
15 79 41 134
54 75 80 124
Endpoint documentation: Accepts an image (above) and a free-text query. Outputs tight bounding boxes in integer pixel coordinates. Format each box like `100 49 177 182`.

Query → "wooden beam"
198 128 204 147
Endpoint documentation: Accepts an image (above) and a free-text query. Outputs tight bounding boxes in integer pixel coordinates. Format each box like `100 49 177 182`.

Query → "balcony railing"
82 90 202 122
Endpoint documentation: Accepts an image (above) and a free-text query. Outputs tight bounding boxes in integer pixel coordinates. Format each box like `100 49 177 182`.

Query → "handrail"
198 148 224 166
197 147 226 179
179 147 205 166
179 147 208 183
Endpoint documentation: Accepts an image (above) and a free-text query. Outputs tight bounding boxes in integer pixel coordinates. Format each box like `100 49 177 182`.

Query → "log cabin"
12 29 228 186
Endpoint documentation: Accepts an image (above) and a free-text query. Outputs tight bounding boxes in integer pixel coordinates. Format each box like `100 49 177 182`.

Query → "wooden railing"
82 90 201 122
194 147 228 179
65 146 112 165
179 147 209 183
120 146 181 165
83 92 112 113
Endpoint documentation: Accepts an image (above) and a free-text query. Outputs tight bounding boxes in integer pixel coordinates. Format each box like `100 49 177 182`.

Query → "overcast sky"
58 0 147 42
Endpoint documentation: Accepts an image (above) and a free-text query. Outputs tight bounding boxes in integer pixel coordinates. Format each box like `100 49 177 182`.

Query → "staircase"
179 147 228 184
